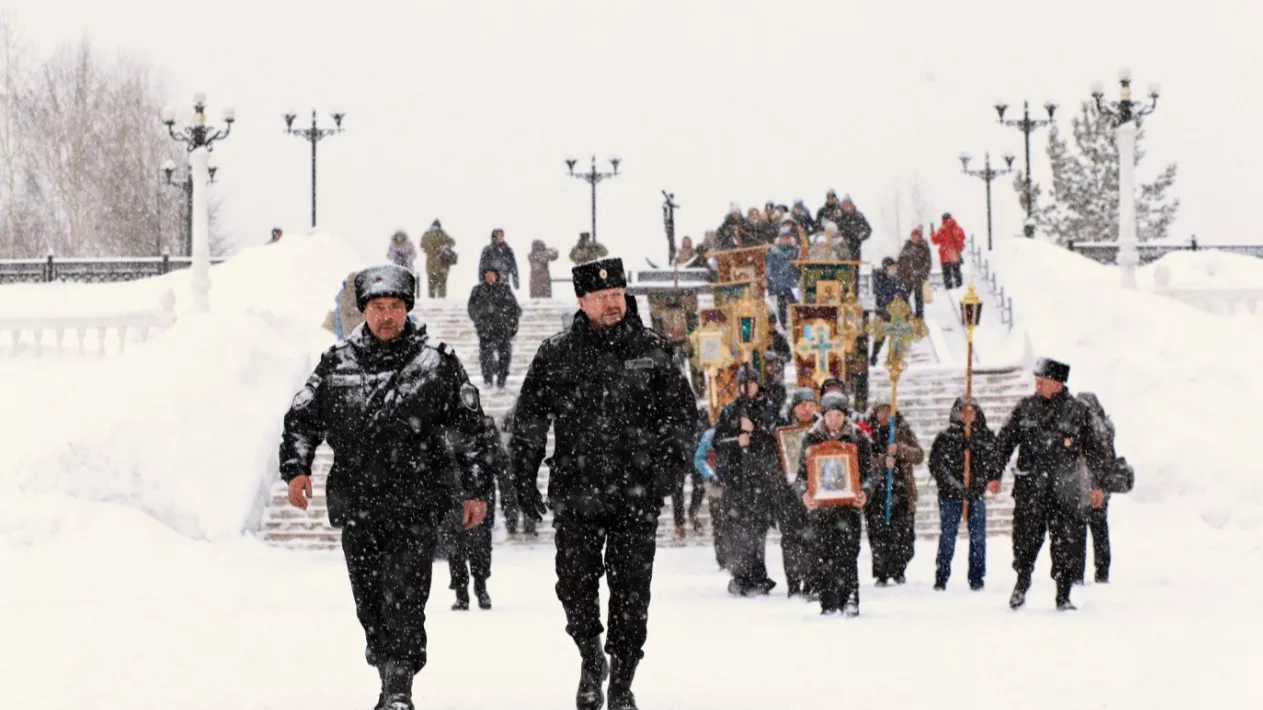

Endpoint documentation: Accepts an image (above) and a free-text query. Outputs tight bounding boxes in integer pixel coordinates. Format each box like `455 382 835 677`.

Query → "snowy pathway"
3 496 1257 710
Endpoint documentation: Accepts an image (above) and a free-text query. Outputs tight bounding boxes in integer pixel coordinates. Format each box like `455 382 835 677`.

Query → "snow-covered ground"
2 236 1261 708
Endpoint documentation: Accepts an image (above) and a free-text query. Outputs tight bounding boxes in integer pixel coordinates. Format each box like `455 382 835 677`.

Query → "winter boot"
675 523 687 539
608 656 640 710
576 635 609 710
381 660 414 710
1055 579 1076 611
690 513 703 535
523 517 538 538
474 579 492 610
1095 570 1110 584
1009 574 1031 610
843 590 860 618
452 586 470 611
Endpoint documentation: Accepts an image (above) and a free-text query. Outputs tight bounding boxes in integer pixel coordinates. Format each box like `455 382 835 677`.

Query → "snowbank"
0 234 367 542
992 240 1263 550
1138 248 1263 291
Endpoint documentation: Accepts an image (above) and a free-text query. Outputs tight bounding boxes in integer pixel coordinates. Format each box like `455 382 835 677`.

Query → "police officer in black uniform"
510 257 697 710
279 264 493 710
992 357 1110 612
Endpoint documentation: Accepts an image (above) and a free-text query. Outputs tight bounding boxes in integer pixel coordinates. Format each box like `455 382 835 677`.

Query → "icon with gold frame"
805 439 863 507
776 423 812 485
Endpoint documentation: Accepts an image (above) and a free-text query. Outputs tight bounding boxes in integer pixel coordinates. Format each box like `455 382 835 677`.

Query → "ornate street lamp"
284 110 346 229
161 93 234 313
959 152 1016 251
565 155 621 244
995 99 1057 221
163 160 218 257
1091 68 1160 290
959 283 984 519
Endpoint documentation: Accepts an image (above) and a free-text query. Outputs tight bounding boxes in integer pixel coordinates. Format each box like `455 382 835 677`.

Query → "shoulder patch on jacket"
460 383 480 412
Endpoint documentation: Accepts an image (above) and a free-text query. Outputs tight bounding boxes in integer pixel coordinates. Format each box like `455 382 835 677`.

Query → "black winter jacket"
713 394 782 523
930 409 1000 501
509 309 697 520
279 320 493 527
467 281 521 340
994 389 1110 507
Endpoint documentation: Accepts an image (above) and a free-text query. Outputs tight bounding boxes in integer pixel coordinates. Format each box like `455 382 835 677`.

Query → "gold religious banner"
712 280 757 308
706 363 742 424
727 296 770 362
647 291 698 344
714 245 772 300
794 261 864 305
790 304 847 387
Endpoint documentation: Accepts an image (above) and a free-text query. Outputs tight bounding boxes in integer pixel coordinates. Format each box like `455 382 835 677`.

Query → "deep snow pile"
0 235 366 542
991 239 1263 550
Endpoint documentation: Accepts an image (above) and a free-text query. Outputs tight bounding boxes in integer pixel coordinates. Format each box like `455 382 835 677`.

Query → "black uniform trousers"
477 336 512 387
722 500 771 589
772 483 810 591
447 512 492 590
341 514 437 674
1073 499 1111 582
807 507 863 611
670 469 706 527
864 501 916 581
709 489 727 568
1011 483 1083 593
554 508 659 662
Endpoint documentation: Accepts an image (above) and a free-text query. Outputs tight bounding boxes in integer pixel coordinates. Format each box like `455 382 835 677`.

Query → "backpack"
439 244 458 267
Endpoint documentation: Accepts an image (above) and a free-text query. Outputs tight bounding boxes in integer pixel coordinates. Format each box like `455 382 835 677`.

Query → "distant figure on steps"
528 239 560 298
569 231 608 265
479 228 520 291
420 219 458 299
467 266 521 391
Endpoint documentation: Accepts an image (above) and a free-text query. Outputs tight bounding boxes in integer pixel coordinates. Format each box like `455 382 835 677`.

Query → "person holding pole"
929 398 999 590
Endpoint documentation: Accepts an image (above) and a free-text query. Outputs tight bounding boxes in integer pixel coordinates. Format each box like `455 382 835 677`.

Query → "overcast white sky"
7 0 1260 294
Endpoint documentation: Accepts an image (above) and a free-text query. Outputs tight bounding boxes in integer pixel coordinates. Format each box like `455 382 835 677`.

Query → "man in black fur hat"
992 357 1111 611
510 257 697 710
279 264 495 710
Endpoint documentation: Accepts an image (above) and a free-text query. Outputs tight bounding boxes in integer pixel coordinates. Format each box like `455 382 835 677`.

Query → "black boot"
1055 579 1076 611
608 656 640 710
474 579 492 610
1009 573 1031 610
452 586 469 611
381 660 414 710
576 635 608 710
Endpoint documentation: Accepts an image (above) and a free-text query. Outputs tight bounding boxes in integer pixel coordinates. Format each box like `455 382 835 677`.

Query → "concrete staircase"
259 295 1029 551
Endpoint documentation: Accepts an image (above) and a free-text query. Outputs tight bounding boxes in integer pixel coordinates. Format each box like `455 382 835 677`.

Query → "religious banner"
790 304 846 387
728 296 770 363
795 261 862 305
712 280 757 308
647 290 698 344
714 245 771 299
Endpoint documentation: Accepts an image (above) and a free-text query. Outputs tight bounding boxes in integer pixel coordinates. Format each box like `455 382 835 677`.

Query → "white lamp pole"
1091 68 1160 290
161 93 235 313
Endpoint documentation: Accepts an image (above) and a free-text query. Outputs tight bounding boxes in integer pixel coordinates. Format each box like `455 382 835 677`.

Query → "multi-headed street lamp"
1091 68 1160 290
565 155 621 244
284 110 346 229
995 99 1057 226
162 160 219 257
959 152 1015 251
161 93 234 313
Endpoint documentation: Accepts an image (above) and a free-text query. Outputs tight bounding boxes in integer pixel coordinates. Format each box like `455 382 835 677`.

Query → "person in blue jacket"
693 424 726 570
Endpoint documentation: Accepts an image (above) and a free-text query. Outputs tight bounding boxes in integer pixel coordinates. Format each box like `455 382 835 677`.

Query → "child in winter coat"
795 392 876 616
929 397 999 590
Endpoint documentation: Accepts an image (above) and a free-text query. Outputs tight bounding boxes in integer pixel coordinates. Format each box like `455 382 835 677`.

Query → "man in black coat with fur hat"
510 256 697 710
279 264 494 710
992 357 1110 612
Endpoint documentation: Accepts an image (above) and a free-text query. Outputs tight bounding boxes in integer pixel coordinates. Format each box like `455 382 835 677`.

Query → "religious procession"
283 191 1136 710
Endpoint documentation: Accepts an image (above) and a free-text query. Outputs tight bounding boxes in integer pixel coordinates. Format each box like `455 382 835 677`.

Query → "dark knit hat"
789 387 819 409
819 377 848 397
821 392 849 415
355 264 416 312
1033 357 1070 383
572 257 627 297
736 362 761 387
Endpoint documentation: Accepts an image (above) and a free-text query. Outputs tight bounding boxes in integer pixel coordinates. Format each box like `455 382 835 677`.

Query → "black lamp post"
662 190 680 263
161 93 235 151
284 109 346 229
163 160 218 257
959 152 1016 251
565 155 621 244
994 99 1057 221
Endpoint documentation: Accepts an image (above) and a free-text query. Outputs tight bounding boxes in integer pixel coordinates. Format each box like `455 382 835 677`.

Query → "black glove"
519 487 548 522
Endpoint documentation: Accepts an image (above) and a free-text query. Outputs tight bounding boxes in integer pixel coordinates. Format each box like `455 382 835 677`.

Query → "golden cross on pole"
867 296 928 522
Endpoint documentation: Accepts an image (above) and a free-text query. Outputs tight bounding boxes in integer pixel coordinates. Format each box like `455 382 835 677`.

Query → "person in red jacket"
932 212 967 290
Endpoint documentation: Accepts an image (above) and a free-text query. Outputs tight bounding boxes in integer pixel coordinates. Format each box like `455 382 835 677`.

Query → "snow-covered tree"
1030 102 1179 246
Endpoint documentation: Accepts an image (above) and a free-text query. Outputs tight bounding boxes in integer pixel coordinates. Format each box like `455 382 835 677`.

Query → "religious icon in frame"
805 439 862 507
776 424 812 485
661 308 689 341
